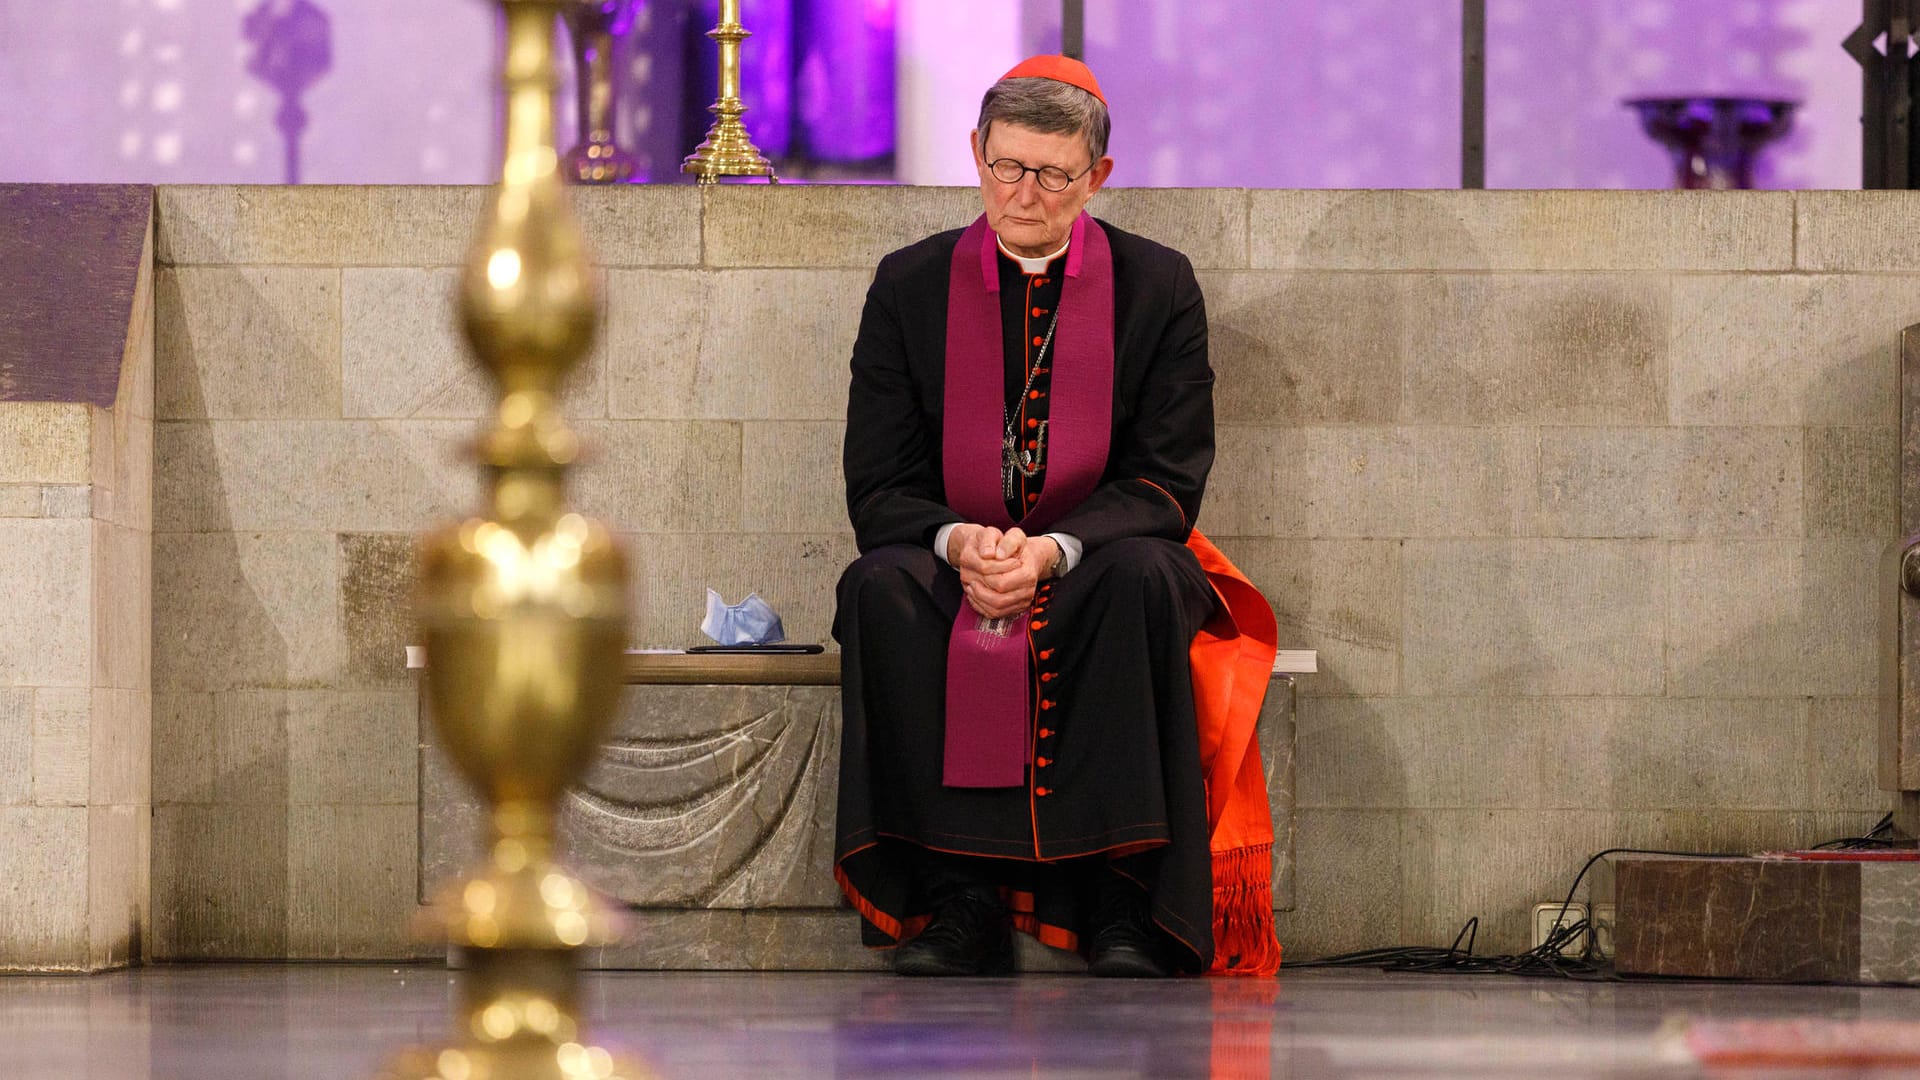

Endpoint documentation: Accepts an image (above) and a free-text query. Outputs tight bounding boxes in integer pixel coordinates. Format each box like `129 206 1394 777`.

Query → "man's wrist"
1042 532 1081 577
1039 536 1063 579
936 522 966 565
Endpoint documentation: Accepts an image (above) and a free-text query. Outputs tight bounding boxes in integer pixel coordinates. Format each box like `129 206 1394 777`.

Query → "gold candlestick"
680 0 776 184
563 0 642 184
379 1 639 1077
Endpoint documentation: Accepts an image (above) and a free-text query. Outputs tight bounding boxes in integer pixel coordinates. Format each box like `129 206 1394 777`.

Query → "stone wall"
151 185 1902 961
0 208 154 971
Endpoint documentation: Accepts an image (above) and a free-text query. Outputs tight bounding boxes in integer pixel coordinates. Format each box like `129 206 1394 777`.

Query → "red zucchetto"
998 55 1107 105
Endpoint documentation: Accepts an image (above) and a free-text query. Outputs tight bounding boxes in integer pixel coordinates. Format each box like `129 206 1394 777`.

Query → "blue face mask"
700 588 786 646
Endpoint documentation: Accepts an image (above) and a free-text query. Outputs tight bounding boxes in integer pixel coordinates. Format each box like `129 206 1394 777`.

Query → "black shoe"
1086 877 1171 979
892 887 1015 977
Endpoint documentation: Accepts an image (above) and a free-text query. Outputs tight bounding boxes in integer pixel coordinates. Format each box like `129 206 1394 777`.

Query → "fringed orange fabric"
1187 530 1284 976
1210 845 1282 976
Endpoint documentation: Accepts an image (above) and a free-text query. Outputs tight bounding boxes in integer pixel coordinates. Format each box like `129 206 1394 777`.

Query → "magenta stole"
941 213 1114 788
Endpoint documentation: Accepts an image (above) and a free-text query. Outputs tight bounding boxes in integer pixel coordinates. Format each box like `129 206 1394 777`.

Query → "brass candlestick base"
681 0 776 185
377 0 641 1075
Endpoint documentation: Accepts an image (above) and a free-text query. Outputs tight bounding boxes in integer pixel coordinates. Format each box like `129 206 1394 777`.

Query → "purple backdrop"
0 0 1869 188
1015 0 1854 190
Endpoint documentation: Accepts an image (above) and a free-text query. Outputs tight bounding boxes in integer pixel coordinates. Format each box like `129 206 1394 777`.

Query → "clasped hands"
947 523 1060 620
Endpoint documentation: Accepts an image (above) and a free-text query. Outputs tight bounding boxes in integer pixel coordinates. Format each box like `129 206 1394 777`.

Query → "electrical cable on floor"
1291 810 1907 981
1287 847 1745 981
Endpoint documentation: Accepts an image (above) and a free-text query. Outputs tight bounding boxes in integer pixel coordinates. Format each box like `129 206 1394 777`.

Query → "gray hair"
977 77 1110 165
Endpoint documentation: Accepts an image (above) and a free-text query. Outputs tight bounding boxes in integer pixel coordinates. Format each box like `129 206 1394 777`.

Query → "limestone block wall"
152 185 1900 961
1231 190 1899 956
0 220 154 970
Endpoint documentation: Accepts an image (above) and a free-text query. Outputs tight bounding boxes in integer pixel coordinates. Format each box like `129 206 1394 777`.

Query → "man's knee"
1087 536 1198 579
1080 537 1208 607
838 544 941 620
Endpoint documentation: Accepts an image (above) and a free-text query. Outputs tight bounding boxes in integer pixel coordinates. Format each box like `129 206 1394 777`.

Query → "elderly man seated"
831 55 1281 979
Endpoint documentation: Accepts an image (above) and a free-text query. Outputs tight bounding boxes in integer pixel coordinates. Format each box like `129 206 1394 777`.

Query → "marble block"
1259 681 1299 911
1613 854 1920 984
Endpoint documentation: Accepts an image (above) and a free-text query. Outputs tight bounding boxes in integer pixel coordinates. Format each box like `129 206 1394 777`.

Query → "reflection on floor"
4 964 1920 1078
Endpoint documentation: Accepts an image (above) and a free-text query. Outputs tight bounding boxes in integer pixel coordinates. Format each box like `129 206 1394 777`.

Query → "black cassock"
833 219 1220 971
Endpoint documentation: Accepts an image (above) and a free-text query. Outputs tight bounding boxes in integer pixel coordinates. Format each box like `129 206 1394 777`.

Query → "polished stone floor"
4 964 1920 1078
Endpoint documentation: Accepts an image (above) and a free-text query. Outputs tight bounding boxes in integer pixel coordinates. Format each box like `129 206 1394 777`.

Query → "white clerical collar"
997 235 1070 275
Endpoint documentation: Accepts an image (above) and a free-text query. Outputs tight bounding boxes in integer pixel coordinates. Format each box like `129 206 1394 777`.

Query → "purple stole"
940 212 1115 788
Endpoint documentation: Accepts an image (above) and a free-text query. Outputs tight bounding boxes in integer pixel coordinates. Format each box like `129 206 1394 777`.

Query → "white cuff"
1044 532 1083 576
933 522 961 565
936 524 1080 576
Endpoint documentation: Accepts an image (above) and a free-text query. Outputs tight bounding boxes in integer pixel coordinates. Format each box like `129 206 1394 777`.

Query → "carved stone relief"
422 685 842 909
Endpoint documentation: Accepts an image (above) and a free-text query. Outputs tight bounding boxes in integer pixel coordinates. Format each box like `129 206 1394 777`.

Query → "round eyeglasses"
987 156 1094 193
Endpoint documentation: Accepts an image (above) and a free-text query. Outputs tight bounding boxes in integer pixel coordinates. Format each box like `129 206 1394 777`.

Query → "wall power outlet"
1530 901 1588 955
1589 902 1616 959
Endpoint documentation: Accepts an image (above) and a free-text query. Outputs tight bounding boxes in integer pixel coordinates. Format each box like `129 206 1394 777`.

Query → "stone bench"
416 648 1306 970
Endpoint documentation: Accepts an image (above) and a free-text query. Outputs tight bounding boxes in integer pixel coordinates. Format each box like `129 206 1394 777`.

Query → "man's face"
971 122 1113 258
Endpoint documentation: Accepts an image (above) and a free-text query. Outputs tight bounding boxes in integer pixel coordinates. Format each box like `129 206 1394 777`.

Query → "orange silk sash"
1187 530 1283 976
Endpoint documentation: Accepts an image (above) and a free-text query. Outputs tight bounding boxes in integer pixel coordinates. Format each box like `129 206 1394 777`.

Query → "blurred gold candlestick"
681 0 776 184
379 0 639 1076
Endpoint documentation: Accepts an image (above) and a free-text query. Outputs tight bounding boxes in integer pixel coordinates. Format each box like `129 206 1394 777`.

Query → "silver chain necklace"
1002 309 1059 499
